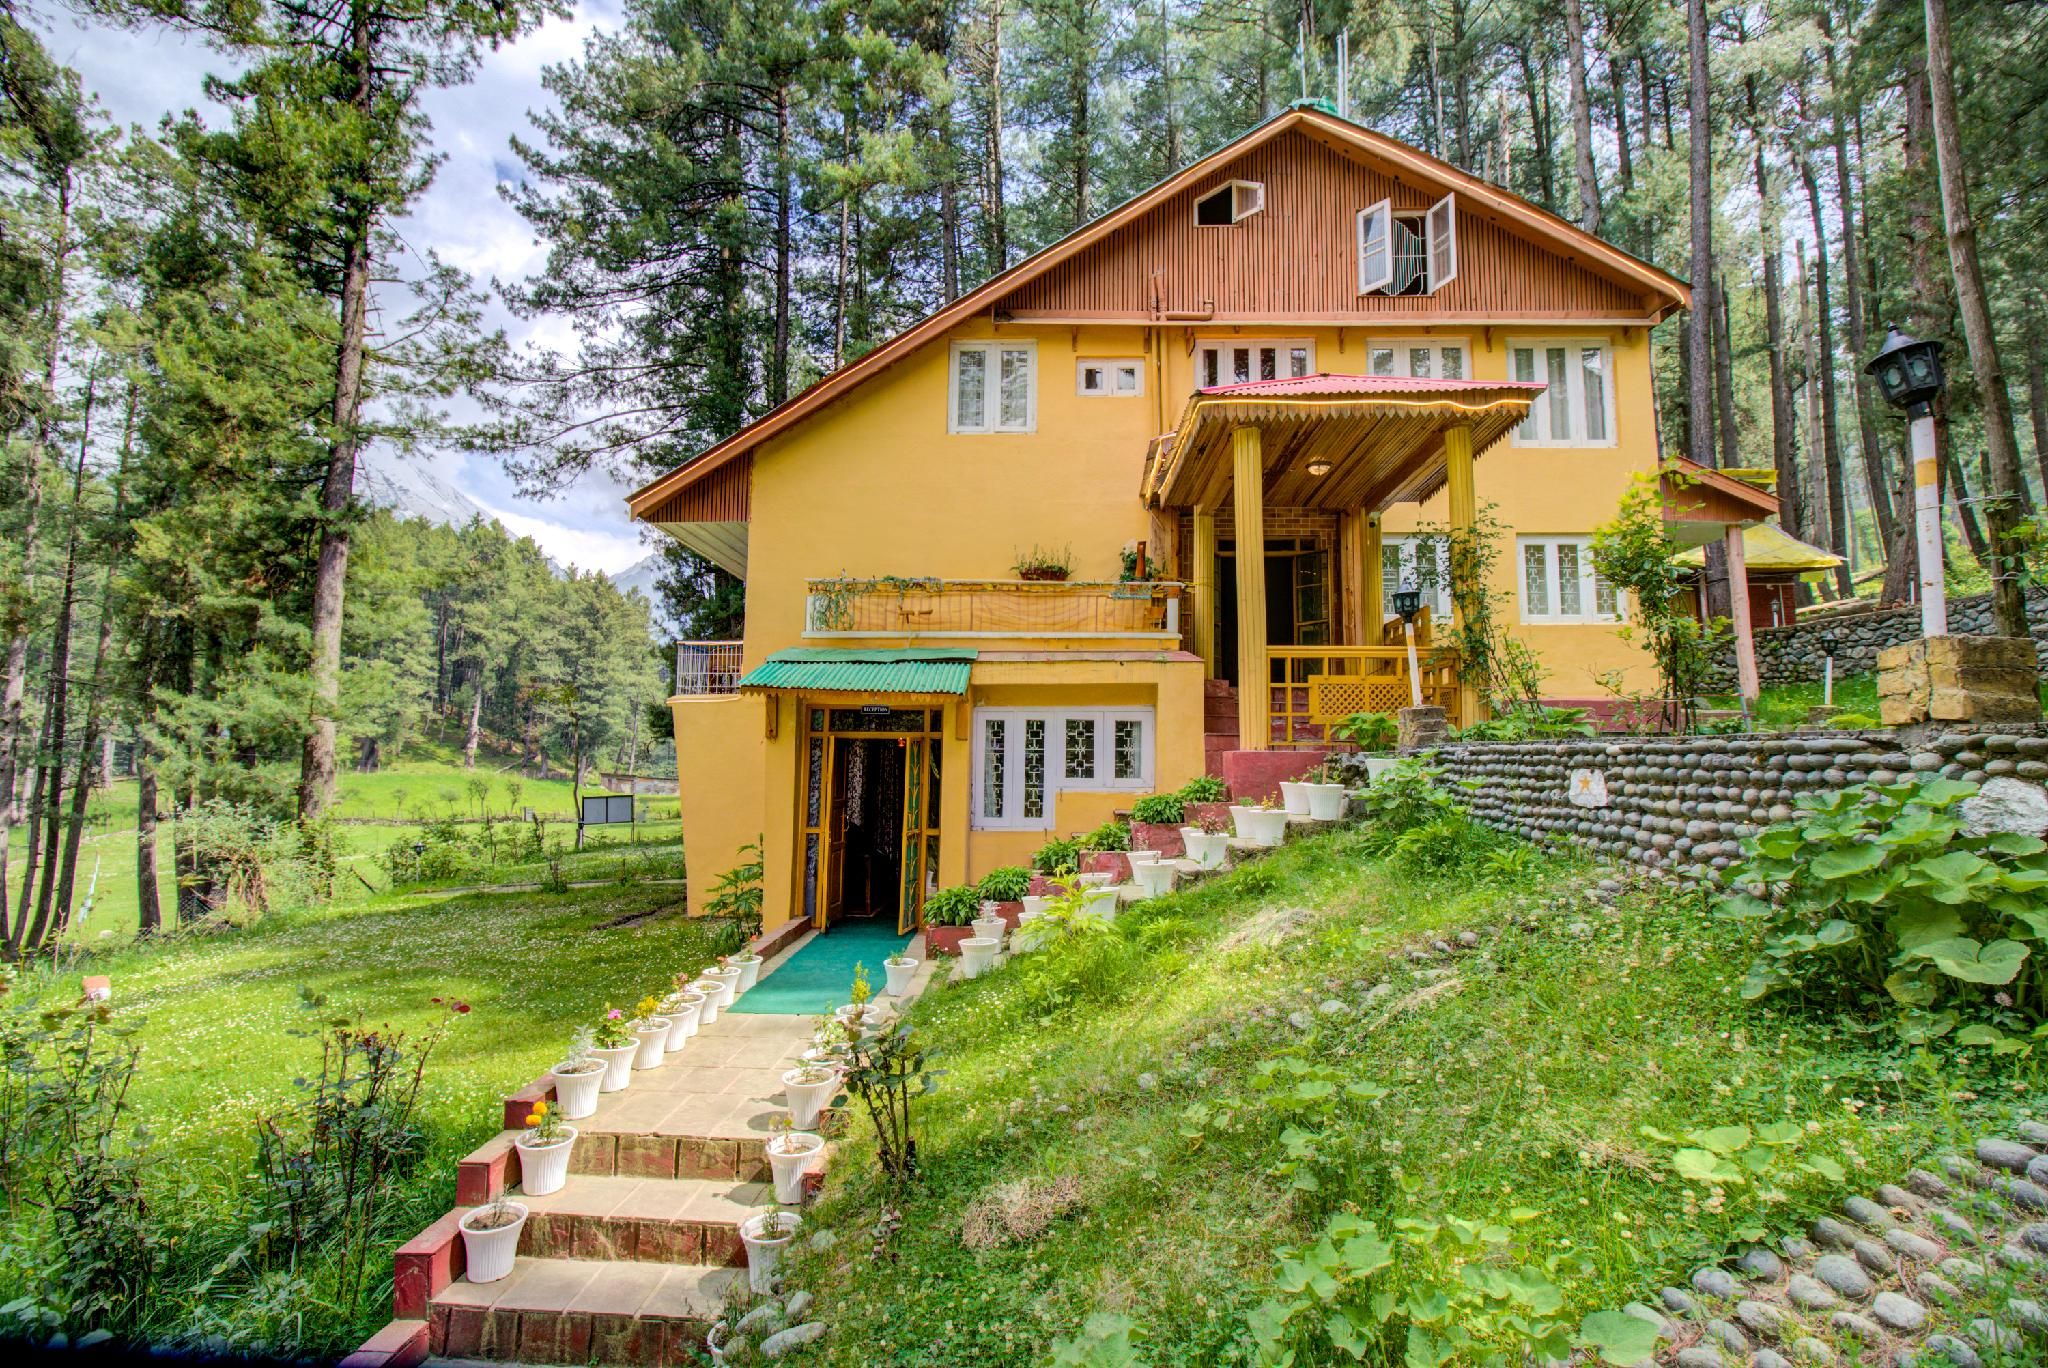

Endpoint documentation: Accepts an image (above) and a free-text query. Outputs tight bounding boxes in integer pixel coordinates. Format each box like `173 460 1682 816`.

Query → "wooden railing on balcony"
1266 644 1462 747
674 641 743 696
804 578 1183 639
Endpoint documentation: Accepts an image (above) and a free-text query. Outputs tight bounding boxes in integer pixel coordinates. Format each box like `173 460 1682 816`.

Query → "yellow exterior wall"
671 693 769 917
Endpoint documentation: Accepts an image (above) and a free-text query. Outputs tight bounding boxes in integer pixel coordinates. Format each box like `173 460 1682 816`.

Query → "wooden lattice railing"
1266 644 1462 747
804 578 1183 639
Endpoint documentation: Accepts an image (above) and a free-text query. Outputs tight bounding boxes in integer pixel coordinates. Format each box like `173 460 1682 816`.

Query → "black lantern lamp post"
1392 582 1424 708
1864 324 1949 633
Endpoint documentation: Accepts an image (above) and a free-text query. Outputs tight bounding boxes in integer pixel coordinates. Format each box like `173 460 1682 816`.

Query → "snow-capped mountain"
357 450 494 528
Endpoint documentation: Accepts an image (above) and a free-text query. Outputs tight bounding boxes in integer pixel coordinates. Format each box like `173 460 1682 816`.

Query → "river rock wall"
1702 585 2048 690
1434 729 2048 870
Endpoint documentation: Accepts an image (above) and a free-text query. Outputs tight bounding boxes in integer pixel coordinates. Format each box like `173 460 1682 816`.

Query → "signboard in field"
581 795 636 825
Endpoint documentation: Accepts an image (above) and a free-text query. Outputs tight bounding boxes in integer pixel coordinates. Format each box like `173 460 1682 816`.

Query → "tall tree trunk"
1685 0 1730 616
1713 274 1741 469
1800 163 1857 598
987 2 1006 271
1748 77 1799 537
1610 42 1635 194
1517 47 1554 209
1563 0 1601 232
463 672 484 767
772 81 793 404
1926 0 2030 636
1797 250 1834 582
1450 0 1472 167
2026 319 2048 503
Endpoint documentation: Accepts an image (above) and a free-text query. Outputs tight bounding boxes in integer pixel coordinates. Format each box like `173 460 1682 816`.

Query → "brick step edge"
519 1204 748 1268
428 1291 715 1367
571 1130 769 1184
341 1318 429 1368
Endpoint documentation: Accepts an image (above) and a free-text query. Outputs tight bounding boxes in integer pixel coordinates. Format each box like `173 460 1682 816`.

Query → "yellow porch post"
1361 513 1384 645
1232 426 1269 750
1337 510 1366 646
1191 505 1217 677
1444 423 1482 725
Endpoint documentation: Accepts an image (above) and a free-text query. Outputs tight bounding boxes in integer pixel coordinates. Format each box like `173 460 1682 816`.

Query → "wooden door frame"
796 698 948 933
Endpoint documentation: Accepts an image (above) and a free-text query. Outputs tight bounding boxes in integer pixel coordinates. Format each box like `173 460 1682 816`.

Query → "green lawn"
4 877 745 1355
1702 670 2048 729
779 824 2035 1366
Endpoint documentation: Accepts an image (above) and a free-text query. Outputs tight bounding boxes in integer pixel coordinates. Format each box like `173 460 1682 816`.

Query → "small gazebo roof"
1141 373 1544 512
1672 522 1842 573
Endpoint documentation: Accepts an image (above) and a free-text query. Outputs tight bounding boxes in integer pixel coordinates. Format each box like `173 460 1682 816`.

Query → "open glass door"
1294 550 1331 645
898 736 927 935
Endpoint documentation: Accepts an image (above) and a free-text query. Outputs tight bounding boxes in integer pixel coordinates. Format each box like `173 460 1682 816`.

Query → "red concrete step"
340 1318 429 1368
427 1256 738 1366
517 1174 767 1267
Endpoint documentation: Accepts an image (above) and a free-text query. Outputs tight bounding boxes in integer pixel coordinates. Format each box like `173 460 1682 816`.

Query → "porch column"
1362 513 1384 645
1232 426 1269 750
1444 423 1482 724
1191 505 1217 677
1338 509 1370 646
1726 524 1761 704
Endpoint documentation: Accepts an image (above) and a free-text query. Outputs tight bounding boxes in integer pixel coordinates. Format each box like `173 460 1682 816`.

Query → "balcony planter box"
1017 566 1070 582
1080 851 1130 882
925 925 975 957
1131 821 1186 859
1184 801 1234 831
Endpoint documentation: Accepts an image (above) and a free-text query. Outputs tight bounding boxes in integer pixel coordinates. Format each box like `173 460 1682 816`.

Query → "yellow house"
628 106 1689 940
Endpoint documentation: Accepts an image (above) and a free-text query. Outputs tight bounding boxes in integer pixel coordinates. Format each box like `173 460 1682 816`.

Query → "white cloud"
472 496 649 575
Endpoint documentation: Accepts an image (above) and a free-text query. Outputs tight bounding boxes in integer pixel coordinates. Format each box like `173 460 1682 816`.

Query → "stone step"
427 1255 739 1366
517 1174 770 1266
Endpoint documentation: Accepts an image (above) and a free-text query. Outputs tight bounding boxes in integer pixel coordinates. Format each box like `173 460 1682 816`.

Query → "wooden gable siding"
999 131 1649 322
641 451 751 523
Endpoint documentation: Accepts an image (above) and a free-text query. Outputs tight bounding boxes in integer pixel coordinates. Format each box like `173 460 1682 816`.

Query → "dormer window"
1194 180 1264 226
1357 194 1458 296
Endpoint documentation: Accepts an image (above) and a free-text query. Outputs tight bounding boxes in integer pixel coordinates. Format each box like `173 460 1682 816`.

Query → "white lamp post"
1864 324 1950 635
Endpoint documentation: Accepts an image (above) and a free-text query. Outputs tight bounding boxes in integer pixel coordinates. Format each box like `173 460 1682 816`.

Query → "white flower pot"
1126 849 1161 866
1082 887 1119 919
1180 828 1228 869
663 993 705 1050
960 935 999 979
833 1002 883 1029
1231 806 1287 847
782 1068 840 1129
1364 755 1400 782
1020 894 1051 917
459 1201 529 1284
549 1063 604 1120
740 1211 800 1295
730 954 763 991
766 1131 825 1204
884 958 918 996
1132 861 1177 898
690 980 724 1026
633 1019 672 1069
1077 871 1115 889
1279 780 1311 815
971 914 1007 947
516 1128 577 1197
1304 782 1349 821
704 966 741 1007
593 1043 638 1092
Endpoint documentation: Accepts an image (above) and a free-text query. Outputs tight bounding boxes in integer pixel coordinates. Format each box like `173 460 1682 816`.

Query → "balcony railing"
675 641 743 695
804 578 1183 639
1265 644 1462 747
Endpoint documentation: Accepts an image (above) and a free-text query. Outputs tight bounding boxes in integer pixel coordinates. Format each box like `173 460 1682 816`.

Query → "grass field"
1702 671 2048 729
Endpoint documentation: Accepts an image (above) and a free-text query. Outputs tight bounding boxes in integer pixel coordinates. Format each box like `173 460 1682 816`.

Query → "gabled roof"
627 106 1691 522
1672 523 1842 573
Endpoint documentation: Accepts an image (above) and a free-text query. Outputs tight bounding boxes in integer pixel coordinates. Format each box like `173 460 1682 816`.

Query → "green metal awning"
736 648 977 695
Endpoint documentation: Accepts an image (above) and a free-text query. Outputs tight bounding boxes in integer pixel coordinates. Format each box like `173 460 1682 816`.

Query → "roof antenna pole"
1336 31 1350 120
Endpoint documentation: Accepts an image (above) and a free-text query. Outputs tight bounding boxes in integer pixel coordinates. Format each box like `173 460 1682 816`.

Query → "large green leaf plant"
1715 777 2048 1037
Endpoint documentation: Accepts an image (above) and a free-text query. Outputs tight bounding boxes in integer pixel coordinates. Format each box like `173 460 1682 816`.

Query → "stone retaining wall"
1434 729 2048 871
1702 585 2048 690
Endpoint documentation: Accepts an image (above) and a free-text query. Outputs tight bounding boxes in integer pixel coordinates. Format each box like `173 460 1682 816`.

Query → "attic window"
1194 180 1264 226
1357 194 1458 296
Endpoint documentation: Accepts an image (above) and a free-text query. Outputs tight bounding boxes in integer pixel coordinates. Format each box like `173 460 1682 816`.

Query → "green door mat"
728 919 911 1016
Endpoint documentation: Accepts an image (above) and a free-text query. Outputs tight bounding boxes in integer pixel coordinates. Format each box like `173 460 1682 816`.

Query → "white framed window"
1077 358 1143 397
950 340 1036 433
1197 338 1314 388
1365 338 1469 382
972 707 1154 829
1194 180 1264 226
1509 340 1614 446
1518 536 1623 624
1380 536 1453 621
1357 194 1457 296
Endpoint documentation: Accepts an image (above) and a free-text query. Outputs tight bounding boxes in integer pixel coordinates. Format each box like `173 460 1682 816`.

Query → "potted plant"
1078 819 1132 882
1011 544 1074 582
766 1118 824 1204
661 985 706 1052
1333 711 1401 781
514 1098 576 1197
591 1007 638 1092
1278 776 1312 816
1129 792 1187 859
701 960 742 1007
960 934 1001 979
725 948 765 992
1301 761 1350 822
1131 859 1177 898
975 865 1031 928
458 1195 529 1284
686 976 724 1027
782 1060 840 1129
1177 775 1234 832
972 900 1008 948
883 951 919 997
630 996 672 1070
549 1026 606 1120
1230 796 1288 847
1080 883 1120 918
739 1207 801 1294
1180 812 1230 869
921 884 982 957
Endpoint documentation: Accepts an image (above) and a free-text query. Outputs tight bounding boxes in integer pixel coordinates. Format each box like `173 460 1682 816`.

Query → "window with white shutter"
949 341 1036 433
1518 537 1624 624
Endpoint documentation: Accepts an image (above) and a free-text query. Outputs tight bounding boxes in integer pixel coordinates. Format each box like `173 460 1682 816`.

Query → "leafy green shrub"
1715 777 2048 1036
702 838 765 939
1354 759 1464 845
923 885 983 926
1032 836 1082 874
974 865 1031 902
1826 712 1880 729
1081 819 1130 852
1177 775 1228 804
1130 792 1185 825
1450 706 1595 743
1388 814 1494 877
1330 711 1398 751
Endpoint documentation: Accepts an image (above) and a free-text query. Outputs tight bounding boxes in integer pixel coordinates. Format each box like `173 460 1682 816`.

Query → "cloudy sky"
50 0 656 575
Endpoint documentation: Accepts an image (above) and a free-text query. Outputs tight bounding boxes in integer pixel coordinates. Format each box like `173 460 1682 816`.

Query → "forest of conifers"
3 0 2045 952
